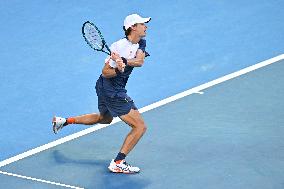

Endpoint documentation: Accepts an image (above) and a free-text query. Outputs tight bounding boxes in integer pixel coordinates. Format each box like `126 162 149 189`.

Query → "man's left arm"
123 39 148 67
126 50 145 67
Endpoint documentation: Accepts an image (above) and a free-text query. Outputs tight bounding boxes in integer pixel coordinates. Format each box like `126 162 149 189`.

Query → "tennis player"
52 14 151 174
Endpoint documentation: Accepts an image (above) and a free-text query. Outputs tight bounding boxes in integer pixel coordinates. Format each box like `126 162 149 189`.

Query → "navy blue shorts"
98 95 138 117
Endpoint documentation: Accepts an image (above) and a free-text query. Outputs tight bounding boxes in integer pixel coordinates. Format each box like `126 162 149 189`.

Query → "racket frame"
82 21 111 55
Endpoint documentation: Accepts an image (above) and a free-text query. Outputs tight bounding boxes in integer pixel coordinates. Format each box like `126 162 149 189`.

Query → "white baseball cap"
124 14 151 30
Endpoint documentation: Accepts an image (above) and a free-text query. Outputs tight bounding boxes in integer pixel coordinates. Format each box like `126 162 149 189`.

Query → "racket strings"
84 24 104 50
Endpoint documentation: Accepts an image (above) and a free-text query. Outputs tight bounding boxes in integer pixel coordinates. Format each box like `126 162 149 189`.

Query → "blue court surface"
1 57 284 189
1 1 284 189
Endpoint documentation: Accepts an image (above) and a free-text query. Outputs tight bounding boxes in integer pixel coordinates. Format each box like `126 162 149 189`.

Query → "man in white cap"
52 14 151 174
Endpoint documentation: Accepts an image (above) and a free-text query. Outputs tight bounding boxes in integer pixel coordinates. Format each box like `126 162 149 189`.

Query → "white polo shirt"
105 38 139 68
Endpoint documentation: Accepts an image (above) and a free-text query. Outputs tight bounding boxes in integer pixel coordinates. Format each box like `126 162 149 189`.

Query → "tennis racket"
82 21 111 55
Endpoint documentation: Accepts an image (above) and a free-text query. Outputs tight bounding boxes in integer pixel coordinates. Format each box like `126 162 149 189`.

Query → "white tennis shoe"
108 159 140 174
52 116 66 134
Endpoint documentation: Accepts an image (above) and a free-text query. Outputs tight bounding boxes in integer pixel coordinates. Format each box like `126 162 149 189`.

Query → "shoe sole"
52 116 58 134
108 167 139 174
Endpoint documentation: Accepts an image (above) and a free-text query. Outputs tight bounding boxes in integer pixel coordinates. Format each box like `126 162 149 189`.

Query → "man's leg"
53 94 113 133
108 109 146 173
67 113 113 125
53 112 113 134
118 109 147 156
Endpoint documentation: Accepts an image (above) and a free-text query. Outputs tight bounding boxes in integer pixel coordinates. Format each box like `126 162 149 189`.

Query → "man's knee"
136 122 147 134
142 124 147 134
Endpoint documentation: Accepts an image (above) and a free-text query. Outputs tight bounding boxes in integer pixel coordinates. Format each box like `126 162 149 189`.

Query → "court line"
0 54 283 169
139 54 284 113
0 170 84 189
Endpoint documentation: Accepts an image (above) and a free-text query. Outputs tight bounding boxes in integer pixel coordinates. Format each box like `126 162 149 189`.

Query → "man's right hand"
111 52 125 72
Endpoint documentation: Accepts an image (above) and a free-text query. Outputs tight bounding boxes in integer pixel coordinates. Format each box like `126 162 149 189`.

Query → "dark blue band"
121 57 128 65
115 67 120 75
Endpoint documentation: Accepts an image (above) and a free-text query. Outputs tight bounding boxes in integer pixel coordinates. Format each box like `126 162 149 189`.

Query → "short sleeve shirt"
96 38 147 98
107 38 139 68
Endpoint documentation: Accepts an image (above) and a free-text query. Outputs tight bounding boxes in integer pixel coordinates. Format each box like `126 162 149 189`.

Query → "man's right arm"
102 53 125 78
101 42 120 78
102 63 117 78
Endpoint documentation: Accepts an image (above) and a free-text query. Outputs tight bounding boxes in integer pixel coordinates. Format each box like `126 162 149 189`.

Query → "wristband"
121 57 128 65
115 67 120 75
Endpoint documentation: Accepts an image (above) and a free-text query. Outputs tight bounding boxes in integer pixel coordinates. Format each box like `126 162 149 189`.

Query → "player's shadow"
52 150 151 189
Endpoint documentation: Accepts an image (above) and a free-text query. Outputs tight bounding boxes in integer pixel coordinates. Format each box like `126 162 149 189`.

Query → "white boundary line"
139 54 284 113
0 170 84 189
0 54 283 169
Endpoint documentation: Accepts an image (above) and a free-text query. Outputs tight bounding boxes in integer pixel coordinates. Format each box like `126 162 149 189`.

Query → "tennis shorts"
98 95 138 117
